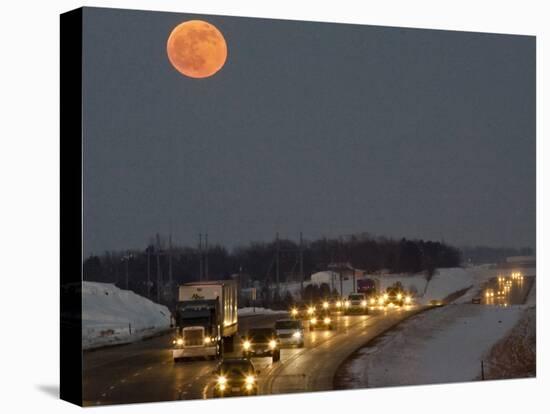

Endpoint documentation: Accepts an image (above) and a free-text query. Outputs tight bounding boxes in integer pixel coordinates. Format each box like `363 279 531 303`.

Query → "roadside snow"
83 282 171 350
238 307 288 316
339 304 523 388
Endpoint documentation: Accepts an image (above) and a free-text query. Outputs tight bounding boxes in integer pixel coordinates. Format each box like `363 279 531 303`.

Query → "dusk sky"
82 7 535 257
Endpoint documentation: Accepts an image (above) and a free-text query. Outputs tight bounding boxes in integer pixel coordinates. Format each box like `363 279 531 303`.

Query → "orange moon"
166 20 227 78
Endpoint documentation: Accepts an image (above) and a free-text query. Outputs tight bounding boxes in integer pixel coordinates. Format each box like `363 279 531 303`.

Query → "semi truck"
172 280 238 361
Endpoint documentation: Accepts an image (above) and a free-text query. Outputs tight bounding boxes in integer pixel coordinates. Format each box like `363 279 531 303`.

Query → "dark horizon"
82 8 536 257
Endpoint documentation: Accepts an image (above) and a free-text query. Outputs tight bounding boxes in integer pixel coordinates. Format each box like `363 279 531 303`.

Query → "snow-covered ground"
238 307 288 316
252 267 476 305
339 304 524 388
82 282 171 350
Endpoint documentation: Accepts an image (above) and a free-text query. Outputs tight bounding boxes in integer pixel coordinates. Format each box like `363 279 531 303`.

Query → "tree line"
83 233 461 305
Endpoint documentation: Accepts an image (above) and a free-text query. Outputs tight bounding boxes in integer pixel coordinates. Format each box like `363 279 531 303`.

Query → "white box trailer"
173 280 238 361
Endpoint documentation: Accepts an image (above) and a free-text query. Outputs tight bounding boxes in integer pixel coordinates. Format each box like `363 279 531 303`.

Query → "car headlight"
217 375 227 385
397 293 403 300
323 302 329 309
310 318 317 325
291 308 298 316
204 336 211 344
245 375 255 385
344 301 350 308
405 296 411 304
361 300 367 307
307 307 315 315
292 331 302 338
370 298 376 305
336 301 342 308
383 293 388 300
175 338 184 346
324 317 331 324
269 340 277 349
378 297 385 305
243 340 251 350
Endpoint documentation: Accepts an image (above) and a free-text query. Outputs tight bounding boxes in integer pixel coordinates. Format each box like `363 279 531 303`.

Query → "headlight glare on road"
293 331 302 338
243 340 251 350
269 340 277 349
324 317 331 325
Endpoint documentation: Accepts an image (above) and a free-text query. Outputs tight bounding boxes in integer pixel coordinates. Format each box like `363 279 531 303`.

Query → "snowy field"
339 304 524 388
250 267 478 305
82 282 171 350
238 307 288 316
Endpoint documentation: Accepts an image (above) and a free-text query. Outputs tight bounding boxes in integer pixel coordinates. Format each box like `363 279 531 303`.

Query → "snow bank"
83 282 171 350
238 307 288 316
339 304 523 388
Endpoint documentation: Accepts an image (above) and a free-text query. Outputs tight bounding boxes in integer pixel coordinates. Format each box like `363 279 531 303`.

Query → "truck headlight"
293 331 302 338
243 340 251 350
204 336 211 344
217 375 227 385
323 317 331 325
269 340 277 349
175 338 184 346
245 375 255 385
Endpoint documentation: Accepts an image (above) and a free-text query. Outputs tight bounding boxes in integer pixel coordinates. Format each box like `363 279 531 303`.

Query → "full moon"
166 20 227 79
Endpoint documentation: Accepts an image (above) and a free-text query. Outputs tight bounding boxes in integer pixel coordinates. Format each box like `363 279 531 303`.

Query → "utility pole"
156 233 162 303
146 247 151 299
205 233 209 281
198 233 203 282
168 234 173 287
275 232 280 296
299 232 304 292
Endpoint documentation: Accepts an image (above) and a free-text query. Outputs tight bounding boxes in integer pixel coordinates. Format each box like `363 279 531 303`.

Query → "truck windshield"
349 294 364 300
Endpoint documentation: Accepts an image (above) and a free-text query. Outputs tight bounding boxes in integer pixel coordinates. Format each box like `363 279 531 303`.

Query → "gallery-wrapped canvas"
60 6 536 407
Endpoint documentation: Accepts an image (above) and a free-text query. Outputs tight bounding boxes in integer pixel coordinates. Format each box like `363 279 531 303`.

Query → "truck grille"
184 329 204 346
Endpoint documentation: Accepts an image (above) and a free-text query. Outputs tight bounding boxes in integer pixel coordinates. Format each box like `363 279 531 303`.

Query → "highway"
83 305 424 405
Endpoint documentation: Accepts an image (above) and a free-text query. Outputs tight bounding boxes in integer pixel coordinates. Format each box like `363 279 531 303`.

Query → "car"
309 311 334 331
344 293 369 314
471 296 481 304
289 304 317 320
242 328 281 362
384 287 412 306
275 319 305 348
212 358 259 397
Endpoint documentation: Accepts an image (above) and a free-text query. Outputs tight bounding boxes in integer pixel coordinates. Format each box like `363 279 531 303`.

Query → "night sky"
82 7 535 257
